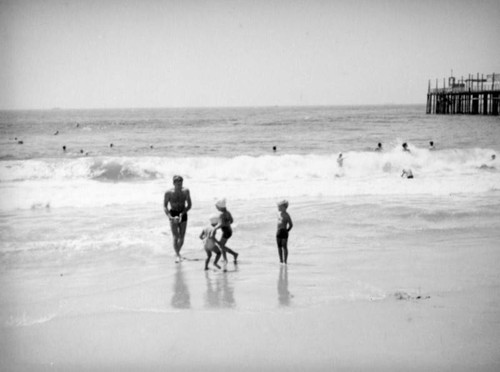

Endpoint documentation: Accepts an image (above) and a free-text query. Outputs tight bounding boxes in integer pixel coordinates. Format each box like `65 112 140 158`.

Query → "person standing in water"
164 175 192 263
337 153 345 167
276 200 293 264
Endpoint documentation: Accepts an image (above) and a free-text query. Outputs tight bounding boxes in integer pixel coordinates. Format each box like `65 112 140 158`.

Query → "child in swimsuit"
276 200 293 264
214 198 238 264
200 214 223 270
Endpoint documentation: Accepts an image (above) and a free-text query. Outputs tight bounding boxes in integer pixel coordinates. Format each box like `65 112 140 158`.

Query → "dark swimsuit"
221 226 232 239
169 209 188 223
276 228 289 239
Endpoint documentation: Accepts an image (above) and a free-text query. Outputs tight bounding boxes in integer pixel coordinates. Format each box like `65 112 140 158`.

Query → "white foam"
0 147 498 211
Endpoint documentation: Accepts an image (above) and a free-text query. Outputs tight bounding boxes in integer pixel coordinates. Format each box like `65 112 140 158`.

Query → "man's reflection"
171 264 191 309
278 265 292 306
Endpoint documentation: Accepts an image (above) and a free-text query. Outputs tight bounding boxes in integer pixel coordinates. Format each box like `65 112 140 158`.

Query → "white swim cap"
215 198 226 208
209 214 220 225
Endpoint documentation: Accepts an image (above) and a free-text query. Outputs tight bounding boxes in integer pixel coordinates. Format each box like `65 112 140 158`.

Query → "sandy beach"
2 230 500 372
1 286 499 372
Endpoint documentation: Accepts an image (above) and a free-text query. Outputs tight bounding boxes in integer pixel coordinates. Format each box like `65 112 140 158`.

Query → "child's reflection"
204 270 237 309
278 265 292 306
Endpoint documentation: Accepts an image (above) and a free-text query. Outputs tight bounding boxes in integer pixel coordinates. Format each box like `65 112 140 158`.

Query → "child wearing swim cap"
200 214 222 270
276 200 293 264
213 198 239 265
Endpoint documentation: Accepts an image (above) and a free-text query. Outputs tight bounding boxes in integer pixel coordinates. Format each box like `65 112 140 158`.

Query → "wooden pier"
426 73 500 115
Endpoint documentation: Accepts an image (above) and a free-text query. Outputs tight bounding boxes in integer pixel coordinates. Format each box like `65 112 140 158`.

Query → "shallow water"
1 105 500 327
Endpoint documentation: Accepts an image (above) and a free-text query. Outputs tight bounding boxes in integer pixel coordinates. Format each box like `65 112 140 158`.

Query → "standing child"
214 198 239 264
200 214 223 270
276 200 293 264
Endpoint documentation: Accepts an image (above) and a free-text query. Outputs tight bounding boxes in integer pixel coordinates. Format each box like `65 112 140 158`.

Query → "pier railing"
430 82 500 94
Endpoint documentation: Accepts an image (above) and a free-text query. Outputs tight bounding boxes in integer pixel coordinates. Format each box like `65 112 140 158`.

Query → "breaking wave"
0 146 497 183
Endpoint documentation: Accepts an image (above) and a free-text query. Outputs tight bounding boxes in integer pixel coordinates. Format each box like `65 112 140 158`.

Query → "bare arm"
212 212 223 232
286 213 293 231
183 189 192 216
163 191 172 219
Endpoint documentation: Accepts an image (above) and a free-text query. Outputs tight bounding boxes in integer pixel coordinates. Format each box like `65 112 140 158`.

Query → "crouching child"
200 214 223 270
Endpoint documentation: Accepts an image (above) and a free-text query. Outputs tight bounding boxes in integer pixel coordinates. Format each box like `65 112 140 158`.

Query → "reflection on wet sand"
171 264 191 309
204 269 237 309
278 265 292 306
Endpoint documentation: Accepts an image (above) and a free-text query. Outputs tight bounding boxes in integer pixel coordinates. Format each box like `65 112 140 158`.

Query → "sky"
0 0 499 110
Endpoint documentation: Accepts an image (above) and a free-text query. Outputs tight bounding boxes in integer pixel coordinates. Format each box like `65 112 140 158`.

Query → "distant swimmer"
273 146 277 152
402 143 411 152
479 154 496 170
429 141 436 151
150 145 154 149
54 130 59 135
401 169 414 179
76 123 80 128
375 143 383 152
62 145 66 152
337 153 344 167
110 143 114 148
17 140 24 145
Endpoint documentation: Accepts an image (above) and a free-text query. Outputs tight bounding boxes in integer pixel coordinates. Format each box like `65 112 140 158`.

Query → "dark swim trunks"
170 209 188 223
276 228 289 239
221 226 232 239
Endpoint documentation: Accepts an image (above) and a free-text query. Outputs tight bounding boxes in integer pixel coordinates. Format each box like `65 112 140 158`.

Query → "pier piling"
426 72 500 115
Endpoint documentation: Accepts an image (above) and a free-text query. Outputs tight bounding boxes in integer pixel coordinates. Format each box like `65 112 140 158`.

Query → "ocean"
1 104 499 326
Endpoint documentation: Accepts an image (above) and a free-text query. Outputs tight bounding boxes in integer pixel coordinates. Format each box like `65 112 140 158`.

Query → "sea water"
1 105 499 326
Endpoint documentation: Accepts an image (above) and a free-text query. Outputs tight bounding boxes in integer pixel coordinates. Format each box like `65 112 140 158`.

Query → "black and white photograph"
1 1 499 371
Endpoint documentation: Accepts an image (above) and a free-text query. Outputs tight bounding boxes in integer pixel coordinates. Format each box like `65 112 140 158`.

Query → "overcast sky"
1 0 499 110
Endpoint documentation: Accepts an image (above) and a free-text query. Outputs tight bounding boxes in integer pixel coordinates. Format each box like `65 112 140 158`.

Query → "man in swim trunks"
164 175 192 262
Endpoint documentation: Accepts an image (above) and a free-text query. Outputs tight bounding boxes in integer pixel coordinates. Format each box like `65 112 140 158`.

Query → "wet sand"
1 265 499 372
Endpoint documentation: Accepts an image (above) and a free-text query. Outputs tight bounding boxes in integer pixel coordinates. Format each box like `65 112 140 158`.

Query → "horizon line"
0 102 425 112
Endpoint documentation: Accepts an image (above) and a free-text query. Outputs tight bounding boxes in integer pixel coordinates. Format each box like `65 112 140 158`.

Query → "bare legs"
170 220 187 262
220 237 238 264
277 238 288 264
205 249 222 270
